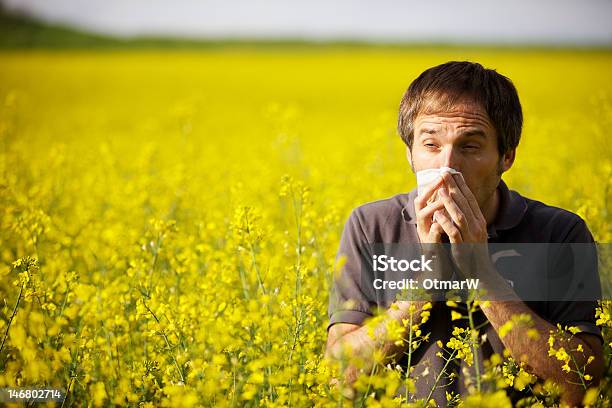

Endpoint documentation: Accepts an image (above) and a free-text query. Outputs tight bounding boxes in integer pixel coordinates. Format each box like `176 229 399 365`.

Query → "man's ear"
406 146 414 173
501 149 516 173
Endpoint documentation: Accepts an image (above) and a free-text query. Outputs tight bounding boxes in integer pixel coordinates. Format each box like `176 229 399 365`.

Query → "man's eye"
424 143 437 148
464 145 480 150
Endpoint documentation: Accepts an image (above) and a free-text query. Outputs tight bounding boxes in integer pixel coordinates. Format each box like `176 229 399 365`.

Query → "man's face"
407 98 515 210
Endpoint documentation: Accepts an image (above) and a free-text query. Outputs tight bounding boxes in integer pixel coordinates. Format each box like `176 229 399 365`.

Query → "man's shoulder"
517 192 592 242
347 192 416 241
351 192 411 219
523 194 584 226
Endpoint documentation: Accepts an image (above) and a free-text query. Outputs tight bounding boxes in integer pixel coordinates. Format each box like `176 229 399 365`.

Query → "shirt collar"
401 178 527 238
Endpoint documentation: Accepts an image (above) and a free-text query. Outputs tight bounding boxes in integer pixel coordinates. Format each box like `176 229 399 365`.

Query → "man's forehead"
415 104 493 130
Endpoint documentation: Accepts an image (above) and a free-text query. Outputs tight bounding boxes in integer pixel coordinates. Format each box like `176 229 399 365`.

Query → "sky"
3 0 612 45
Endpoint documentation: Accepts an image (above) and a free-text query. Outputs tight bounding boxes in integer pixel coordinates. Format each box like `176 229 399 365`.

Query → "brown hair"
397 61 523 156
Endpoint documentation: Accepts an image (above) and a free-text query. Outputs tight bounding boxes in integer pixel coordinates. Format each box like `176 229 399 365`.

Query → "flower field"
0 48 611 406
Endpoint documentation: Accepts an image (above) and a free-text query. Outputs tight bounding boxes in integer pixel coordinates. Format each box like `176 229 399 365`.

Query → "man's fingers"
433 210 463 243
416 200 445 240
415 179 444 242
418 199 445 220
414 176 444 211
427 221 444 243
438 187 469 236
442 173 476 219
452 173 485 223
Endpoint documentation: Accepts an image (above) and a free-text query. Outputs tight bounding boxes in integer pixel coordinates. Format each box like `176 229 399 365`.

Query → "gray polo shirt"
328 178 601 404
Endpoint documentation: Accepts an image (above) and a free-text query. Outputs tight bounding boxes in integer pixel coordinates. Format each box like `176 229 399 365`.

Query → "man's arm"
325 178 449 397
325 301 427 398
434 172 604 406
479 284 604 407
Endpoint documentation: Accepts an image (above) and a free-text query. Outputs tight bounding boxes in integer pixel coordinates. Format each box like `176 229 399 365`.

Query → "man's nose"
439 146 461 170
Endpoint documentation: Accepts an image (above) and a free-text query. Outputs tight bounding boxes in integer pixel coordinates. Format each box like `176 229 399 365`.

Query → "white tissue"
416 167 461 197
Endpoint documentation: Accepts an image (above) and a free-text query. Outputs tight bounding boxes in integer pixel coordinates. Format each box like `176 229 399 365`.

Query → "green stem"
142 300 185 384
569 354 587 389
405 310 414 402
361 362 379 407
426 348 457 404
467 304 481 392
0 285 23 354
287 185 304 406
249 241 266 295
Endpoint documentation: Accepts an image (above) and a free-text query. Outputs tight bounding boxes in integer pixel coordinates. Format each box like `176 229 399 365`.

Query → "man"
325 61 603 406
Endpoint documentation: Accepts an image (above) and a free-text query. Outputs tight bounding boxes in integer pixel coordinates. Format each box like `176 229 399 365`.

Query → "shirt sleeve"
327 208 377 330
546 216 603 342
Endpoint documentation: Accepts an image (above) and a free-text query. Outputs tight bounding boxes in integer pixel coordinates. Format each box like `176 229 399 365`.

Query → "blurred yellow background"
0 47 611 405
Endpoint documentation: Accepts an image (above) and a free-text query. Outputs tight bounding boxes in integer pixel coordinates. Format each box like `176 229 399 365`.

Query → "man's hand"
413 171 604 406
433 172 488 244
325 301 428 399
413 175 455 284
414 175 446 244
431 172 493 279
